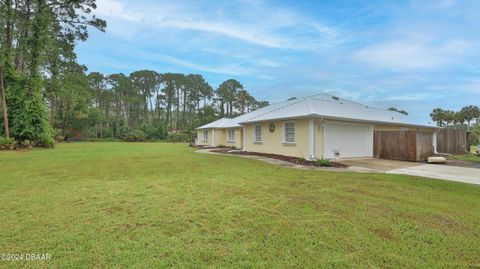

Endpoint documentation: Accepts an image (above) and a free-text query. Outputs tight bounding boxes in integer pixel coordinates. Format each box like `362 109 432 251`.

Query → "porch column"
242 126 246 151
308 118 315 159
212 128 215 147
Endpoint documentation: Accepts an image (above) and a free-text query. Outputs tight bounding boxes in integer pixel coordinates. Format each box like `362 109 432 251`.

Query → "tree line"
0 0 106 147
0 0 267 147
51 70 268 141
430 106 480 127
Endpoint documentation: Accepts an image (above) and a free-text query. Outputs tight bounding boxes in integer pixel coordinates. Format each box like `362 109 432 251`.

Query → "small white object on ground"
427 156 447 164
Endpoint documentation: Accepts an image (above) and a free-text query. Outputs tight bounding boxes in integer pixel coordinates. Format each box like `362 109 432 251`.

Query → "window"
228 129 235 142
203 130 208 142
284 122 295 143
254 124 262 142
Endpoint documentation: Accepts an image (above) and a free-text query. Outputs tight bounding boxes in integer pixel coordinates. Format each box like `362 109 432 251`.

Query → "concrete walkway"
197 149 480 185
387 164 480 185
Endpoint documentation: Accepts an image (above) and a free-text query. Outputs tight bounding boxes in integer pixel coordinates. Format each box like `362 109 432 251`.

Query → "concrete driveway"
340 158 480 185
387 164 480 185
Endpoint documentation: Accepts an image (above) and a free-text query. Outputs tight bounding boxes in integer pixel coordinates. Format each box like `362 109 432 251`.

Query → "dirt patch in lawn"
210 148 348 168
338 158 420 171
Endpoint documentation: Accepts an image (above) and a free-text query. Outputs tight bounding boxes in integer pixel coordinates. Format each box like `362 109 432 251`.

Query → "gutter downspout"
433 129 439 154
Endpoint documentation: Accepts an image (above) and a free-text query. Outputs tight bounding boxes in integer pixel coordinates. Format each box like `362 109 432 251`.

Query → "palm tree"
444 110 456 126
454 111 466 125
461 105 480 126
430 108 445 127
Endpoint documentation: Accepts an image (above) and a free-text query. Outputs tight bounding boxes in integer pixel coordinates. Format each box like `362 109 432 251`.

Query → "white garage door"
323 121 373 159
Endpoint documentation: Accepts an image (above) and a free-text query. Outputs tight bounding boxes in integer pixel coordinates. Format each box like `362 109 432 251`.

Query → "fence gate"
374 131 433 162
436 129 467 154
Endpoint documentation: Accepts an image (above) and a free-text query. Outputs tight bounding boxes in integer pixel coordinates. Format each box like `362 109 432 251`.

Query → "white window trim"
283 121 296 145
253 124 262 143
227 129 235 143
203 130 208 142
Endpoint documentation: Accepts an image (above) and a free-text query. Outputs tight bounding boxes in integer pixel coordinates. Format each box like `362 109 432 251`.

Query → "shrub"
34 133 55 148
468 125 480 146
167 133 191 143
5 72 53 144
140 124 167 140
0 137 15 150
316 158 333 167
123 130 147 142
22 139 32 147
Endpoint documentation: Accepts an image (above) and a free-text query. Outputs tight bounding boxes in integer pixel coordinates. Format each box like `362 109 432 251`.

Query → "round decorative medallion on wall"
269 123 275 133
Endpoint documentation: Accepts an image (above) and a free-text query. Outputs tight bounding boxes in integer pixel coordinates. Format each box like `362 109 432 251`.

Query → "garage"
323 121 373 159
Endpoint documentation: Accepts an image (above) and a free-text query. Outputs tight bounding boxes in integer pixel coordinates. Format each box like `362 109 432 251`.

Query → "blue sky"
75 0 480 124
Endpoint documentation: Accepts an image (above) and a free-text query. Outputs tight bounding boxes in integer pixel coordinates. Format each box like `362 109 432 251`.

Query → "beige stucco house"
197 94 438 160
195 118 243 149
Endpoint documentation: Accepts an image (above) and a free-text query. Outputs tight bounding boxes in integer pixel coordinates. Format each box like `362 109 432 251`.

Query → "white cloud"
95 0 141 22
158 55 251 76
152 19 289 49
426 79 480 95
257 74 276 80
258 59 283 68
410 0 456 10
385 93 439 101
95 0 342 50
353 38 470 70
131 51 253 76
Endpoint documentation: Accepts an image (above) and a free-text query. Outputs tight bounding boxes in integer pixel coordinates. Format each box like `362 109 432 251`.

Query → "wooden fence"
416 131 434 161
374 131 433 162
436 128 467 154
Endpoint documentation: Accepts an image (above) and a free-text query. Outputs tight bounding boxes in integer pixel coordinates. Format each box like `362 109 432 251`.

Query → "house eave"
239 114 439 129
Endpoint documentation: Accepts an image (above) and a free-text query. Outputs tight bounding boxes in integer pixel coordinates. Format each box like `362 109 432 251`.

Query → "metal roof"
196 99 305 129
197 93 438 129
196 118 234 129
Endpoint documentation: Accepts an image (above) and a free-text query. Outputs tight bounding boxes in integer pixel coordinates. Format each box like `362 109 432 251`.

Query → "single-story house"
196 93 438 160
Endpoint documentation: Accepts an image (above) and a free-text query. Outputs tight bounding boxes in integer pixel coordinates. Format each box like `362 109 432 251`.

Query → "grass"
0 142 479 268
451 145 480 163
452 153 480 163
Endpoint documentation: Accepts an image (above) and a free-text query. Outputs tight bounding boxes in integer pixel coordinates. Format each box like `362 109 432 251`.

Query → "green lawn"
1 143 479 268
452 153 480 164
451 145 480 163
